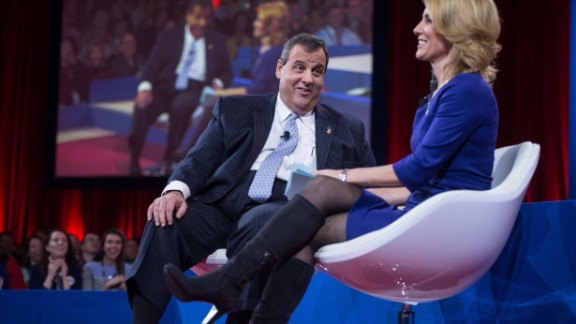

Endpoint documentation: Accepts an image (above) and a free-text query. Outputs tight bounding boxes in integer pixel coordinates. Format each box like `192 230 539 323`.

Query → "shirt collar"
275 93 315 120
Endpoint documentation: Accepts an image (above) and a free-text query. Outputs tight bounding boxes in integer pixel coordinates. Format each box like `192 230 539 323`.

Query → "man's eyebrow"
313 63 325 70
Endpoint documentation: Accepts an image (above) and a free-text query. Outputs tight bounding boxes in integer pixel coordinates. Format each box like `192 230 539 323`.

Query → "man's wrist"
137 81 152 92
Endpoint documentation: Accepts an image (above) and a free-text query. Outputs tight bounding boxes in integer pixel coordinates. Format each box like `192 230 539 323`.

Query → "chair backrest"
314 142 540 304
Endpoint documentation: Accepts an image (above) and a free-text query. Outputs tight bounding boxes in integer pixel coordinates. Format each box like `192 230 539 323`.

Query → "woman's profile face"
413 8 450 64
253 17 265 38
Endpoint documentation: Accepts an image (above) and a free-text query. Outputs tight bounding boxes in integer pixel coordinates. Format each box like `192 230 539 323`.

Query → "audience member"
109 2 132 39
80 40 114 82
124 238 139 264
61 0 83 50
83 228 133 291
314 4 362 46
225 10 253 60
59 38 87 106
110 31 146 77
68 233 82 261
21 234 44 287
125 33 376 324
345 0 372 43
134 7 177 58
163 1 502 323
80 232 101 265
0 264 5 289
287 1 309 35
128 0 233 176
79 7 113 55
0 233 25 289
0 232 21 261
28 228 82 290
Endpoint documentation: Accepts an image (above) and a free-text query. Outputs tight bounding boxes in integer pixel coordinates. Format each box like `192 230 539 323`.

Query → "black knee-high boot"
250 258 315 324
162 195 324 323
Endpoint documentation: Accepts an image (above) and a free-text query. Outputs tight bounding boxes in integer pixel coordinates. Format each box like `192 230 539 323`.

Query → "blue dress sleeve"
393 74 494 191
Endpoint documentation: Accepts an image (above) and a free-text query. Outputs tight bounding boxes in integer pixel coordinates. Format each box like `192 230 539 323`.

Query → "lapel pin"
326 127 332 135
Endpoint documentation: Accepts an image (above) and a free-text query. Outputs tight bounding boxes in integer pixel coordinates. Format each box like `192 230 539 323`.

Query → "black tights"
293 175 363 258
300 175 363 217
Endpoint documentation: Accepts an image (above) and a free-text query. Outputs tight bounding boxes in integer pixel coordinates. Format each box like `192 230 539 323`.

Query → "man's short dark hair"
280 33 329 73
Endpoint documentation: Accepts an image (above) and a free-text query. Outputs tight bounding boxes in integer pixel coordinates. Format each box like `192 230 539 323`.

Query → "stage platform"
1 200 575 323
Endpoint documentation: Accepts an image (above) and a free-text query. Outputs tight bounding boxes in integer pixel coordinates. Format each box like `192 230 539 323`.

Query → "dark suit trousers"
129 80 204 166
126 171 288 313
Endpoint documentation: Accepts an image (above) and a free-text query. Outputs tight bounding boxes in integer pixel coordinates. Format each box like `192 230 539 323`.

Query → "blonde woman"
226 0 292 95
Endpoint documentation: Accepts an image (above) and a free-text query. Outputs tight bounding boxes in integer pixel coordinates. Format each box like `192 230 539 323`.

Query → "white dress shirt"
163 94 317 199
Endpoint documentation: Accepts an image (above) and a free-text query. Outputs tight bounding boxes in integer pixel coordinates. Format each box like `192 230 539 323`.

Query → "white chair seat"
314 141 540 304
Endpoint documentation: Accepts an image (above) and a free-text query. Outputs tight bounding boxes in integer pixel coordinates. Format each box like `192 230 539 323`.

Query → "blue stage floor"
1 200 575 323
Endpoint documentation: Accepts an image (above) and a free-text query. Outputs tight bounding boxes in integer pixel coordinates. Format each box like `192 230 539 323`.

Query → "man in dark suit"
125 33 376 323
128 0 233 176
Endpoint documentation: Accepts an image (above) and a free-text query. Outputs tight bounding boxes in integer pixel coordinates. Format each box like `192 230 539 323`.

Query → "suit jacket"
169 94 376 203
140 27 234 94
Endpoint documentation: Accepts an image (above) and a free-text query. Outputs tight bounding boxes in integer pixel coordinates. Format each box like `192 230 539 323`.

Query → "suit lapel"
314 104 335 169
173 29 186 68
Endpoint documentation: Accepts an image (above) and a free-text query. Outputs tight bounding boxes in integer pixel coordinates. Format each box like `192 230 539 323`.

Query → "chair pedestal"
398 303 415 324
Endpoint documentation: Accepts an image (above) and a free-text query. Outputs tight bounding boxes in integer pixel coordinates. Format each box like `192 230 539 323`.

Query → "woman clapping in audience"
21 234 44 287
28 228 82 290
83 228 132 290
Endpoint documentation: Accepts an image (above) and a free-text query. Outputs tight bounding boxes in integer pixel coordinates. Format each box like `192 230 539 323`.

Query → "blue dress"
347 72 499 239
246 44 283 95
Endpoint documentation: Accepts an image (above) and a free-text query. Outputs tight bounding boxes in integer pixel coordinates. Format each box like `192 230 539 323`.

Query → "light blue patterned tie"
249 112 299 203
175 44 195 90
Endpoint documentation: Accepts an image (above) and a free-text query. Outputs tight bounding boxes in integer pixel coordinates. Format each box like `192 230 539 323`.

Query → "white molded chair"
314 141 540 322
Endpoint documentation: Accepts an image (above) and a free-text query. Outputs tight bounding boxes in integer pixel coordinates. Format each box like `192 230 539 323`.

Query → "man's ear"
275 59 283 79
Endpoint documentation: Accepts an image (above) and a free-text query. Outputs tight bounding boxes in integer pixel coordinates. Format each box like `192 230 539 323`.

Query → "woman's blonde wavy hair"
257 1 291 46
424 0 502 86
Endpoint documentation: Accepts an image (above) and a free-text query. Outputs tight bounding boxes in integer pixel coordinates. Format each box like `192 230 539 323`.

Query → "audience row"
0 228 138 291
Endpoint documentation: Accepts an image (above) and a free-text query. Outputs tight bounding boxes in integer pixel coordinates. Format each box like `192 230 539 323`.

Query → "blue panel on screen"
89 77 140 103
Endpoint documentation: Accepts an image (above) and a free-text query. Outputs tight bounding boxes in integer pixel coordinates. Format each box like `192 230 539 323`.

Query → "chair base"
398 303 415 324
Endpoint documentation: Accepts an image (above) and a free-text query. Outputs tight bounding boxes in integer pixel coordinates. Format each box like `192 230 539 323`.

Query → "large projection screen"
46 0 377 187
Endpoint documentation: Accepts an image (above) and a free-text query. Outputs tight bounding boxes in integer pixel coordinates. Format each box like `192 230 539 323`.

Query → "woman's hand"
45 258 67 289
46 258 62 277
313 169 340 179
58 259 69 277
103 274 126 290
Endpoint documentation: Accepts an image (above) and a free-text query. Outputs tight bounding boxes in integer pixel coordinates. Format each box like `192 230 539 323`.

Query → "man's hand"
135 91 153 109
147 191 188 227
